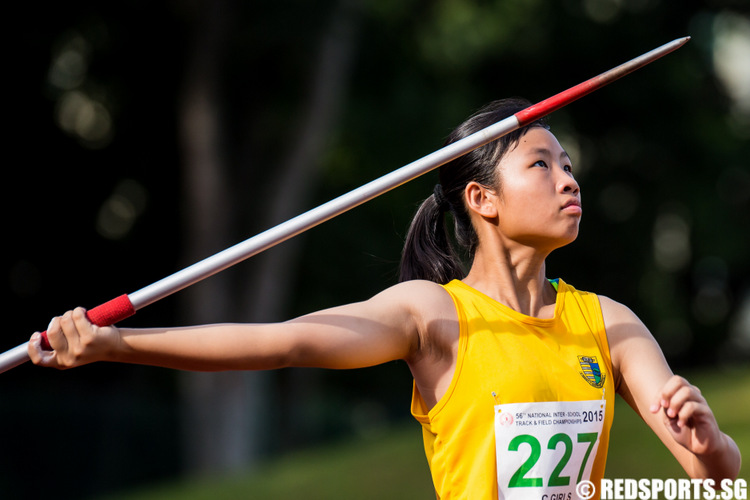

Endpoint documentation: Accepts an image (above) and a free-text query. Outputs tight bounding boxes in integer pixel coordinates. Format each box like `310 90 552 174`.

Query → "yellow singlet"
411 279 615 500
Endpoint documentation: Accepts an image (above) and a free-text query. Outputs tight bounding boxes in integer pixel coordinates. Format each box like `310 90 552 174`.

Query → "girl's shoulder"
381 279 456 313
374 280 458 341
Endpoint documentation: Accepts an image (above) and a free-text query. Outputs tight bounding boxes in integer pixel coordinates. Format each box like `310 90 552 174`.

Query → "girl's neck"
462 244 557 318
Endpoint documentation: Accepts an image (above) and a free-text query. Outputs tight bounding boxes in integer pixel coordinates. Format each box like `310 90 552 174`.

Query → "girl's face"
492 127 582 250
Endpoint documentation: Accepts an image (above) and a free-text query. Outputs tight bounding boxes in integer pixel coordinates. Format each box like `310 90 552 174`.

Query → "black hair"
399 98 550 284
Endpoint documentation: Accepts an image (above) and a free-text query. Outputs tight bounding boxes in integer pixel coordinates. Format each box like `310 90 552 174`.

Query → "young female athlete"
29 98 740 499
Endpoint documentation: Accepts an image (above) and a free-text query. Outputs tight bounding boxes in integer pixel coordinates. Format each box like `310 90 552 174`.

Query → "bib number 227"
494 400 606 499
507 431 598 488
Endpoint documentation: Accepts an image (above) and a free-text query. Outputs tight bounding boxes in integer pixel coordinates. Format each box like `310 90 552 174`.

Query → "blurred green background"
2 1 748 498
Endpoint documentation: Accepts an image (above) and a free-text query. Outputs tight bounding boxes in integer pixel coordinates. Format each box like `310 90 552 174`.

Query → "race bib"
494 400 606 500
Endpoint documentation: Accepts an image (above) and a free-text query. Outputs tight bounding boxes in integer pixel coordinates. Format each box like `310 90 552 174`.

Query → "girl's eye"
564 164 573 173
534 160 548 168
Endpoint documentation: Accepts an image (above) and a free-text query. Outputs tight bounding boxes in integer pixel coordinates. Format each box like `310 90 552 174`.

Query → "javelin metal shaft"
0 36 689 374
101 35 691 310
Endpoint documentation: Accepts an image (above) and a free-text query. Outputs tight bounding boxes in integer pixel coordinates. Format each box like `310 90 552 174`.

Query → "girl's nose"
558 171 580 194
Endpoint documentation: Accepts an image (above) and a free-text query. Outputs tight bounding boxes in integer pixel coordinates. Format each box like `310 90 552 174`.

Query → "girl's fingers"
59 310 82 351
651 375 674 413
651 375 695 414
28 311 89 369
675 400 703 428
45 316 69 354
27 332 45 364
28 331 59 368
665 385 698 419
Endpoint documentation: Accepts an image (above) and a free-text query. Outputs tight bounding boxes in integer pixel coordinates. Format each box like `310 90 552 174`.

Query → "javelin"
0 36 690 374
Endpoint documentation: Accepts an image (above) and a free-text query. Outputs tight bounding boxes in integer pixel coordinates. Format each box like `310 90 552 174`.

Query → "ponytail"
398 188 465 284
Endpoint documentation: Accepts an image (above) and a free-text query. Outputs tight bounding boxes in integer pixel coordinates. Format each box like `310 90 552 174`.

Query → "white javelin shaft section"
0 344 31 373
129 115 521 309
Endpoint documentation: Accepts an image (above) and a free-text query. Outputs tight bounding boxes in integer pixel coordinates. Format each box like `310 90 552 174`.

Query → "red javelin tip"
515 37 690 126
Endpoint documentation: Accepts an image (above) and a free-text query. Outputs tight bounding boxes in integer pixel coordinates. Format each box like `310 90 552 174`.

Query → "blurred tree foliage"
2 0 748 498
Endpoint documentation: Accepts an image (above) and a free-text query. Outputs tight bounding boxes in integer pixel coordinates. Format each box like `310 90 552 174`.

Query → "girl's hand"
28 307 121 369
650 375 724 457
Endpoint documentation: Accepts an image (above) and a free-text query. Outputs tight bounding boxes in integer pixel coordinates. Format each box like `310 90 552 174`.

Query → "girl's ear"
465 181 499 218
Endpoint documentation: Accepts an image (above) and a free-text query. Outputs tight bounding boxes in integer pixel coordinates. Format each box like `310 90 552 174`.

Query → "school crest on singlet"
578 355 606 388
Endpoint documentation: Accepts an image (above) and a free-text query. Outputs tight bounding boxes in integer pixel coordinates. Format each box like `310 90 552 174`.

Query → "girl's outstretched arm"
28 280 449 373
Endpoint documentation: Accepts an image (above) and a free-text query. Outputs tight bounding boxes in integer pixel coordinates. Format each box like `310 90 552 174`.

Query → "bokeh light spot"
652 206 691 272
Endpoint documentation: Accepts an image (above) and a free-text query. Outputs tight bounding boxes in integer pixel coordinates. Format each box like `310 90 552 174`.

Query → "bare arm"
601 296 741 482
28 280 446 373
